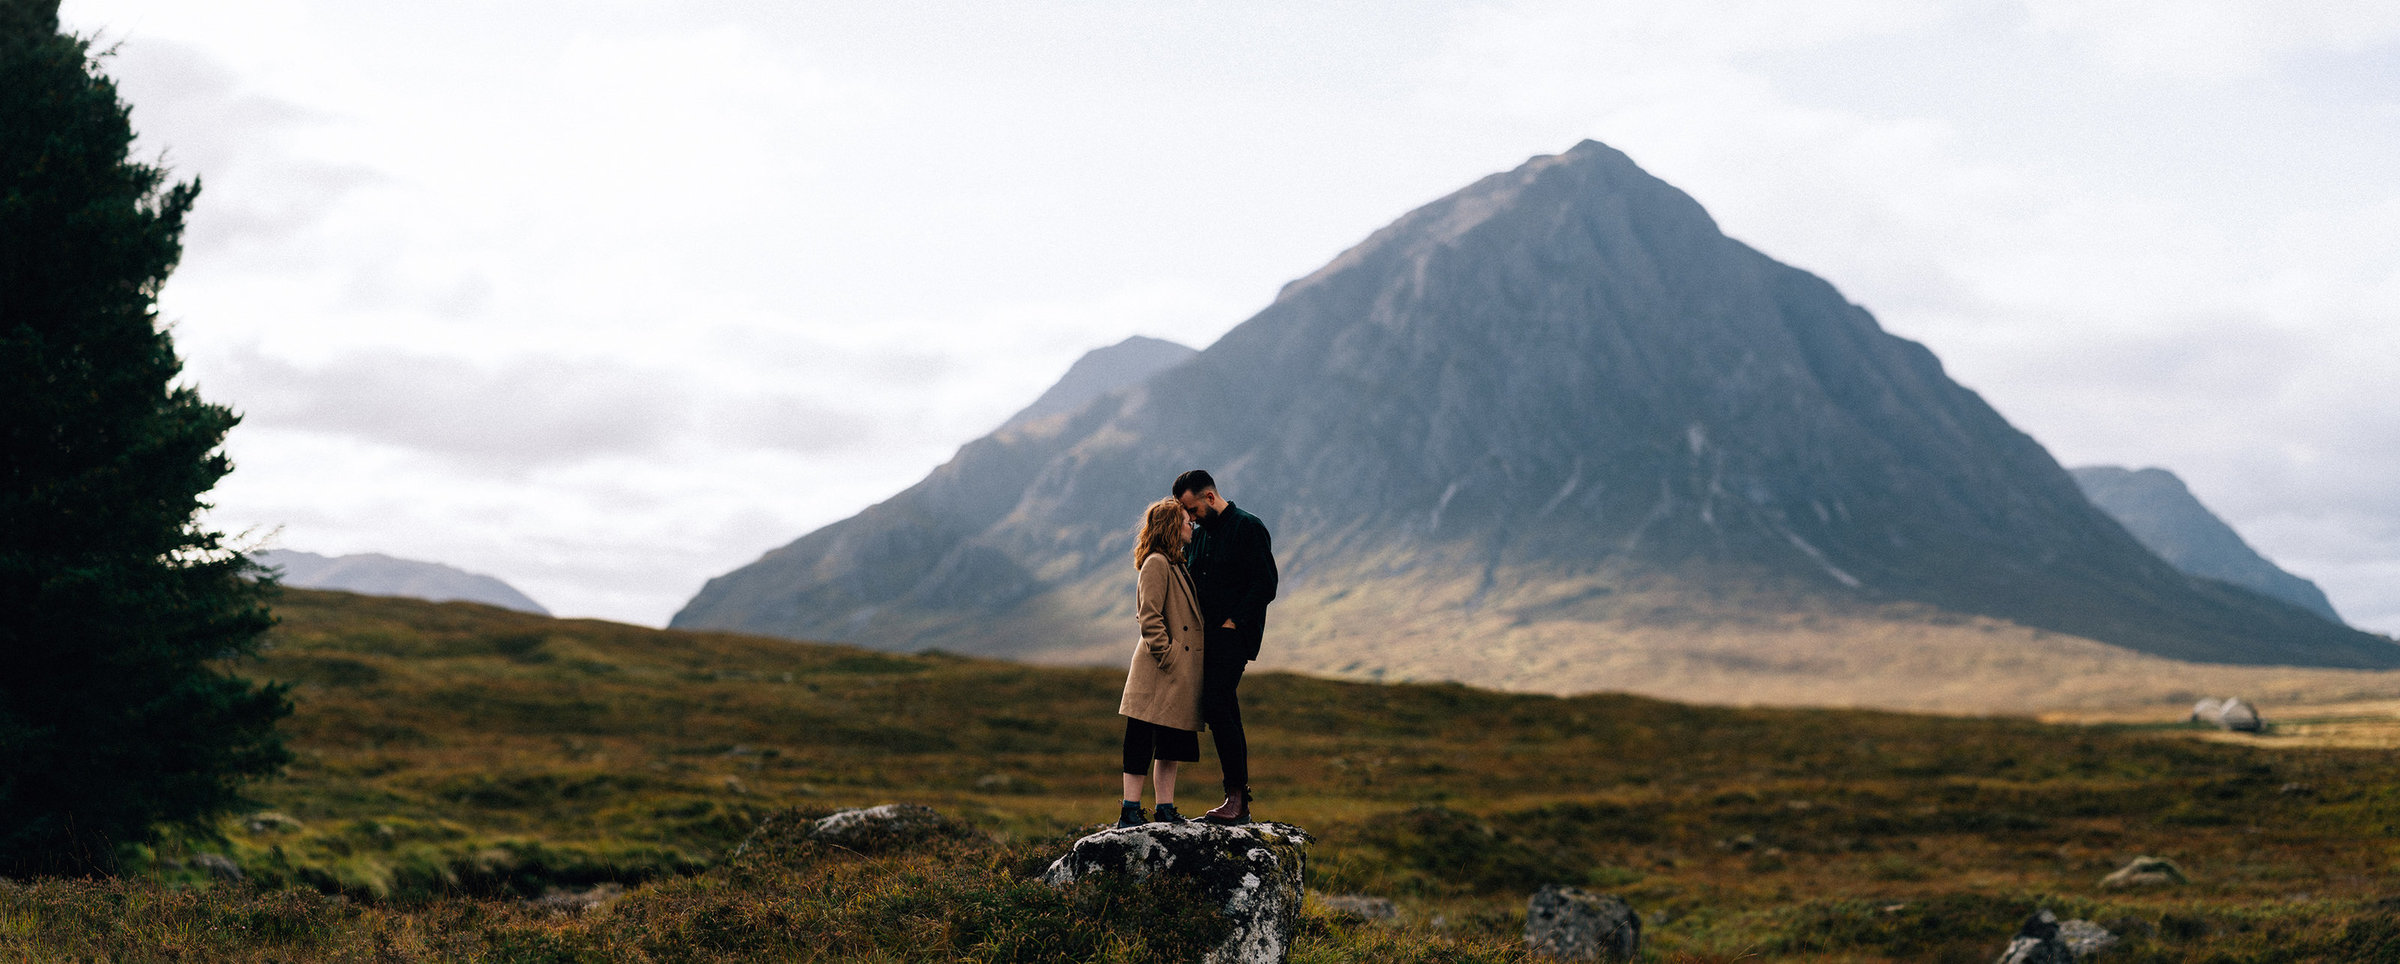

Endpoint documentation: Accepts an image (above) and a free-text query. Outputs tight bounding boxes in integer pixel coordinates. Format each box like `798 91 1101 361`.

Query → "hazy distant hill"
259 549 549 615
2072 465 2343 623
674 139 2396 681
999 336 1196 431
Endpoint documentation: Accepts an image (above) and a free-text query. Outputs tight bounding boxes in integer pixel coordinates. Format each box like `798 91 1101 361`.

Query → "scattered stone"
2188 698 2224 724
1525 885 1640 961
1994 909 2120 963
527 882 625 915
191 854 244 882
2101 856 2188 889
809 804 947 849
722 777 748 795
1315 894 1397 923
2215 698 2261 732
244 811 303 833
1042 821 1312 964
732 804 965 860
2056 917 2118 958
2279 782 2315 796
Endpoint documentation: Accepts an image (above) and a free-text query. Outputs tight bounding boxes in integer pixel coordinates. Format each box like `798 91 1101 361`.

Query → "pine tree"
0 0 291 874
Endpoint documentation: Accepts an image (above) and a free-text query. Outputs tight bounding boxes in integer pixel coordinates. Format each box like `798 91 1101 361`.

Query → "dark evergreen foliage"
0 0 291 874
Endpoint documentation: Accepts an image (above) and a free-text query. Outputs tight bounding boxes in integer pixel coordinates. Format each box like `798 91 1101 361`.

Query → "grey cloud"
210 347 891 473
104 39 384 250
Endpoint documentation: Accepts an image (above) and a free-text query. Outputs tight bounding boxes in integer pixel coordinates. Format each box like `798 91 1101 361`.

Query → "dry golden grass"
11 587 2400 962
1243 562 2400 715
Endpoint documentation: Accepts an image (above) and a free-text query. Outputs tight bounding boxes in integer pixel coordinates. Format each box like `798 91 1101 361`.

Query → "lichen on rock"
1043 821 1313 964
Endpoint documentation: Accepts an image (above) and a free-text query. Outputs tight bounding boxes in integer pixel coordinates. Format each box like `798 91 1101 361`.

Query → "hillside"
260 548 550 614
20 588 2400 961
2071 466 2343 622
674 139 2396 682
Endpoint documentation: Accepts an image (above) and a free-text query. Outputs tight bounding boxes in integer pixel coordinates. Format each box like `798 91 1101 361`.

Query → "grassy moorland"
4 588 2399 962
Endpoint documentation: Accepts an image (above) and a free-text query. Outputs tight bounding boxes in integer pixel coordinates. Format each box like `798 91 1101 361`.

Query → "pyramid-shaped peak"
677 140 2397 675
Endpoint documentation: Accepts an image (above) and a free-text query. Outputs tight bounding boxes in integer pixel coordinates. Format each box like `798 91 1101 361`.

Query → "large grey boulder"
2214 698 2261 732
2190 697 2263 731
1042 821 1312 964
1525 885 1640 960
1996 909 2116 962
2100 856 2188 889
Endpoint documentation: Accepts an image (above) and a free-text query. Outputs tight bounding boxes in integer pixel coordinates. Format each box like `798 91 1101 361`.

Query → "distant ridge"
260 550 549 615
675 139 2398 678
2072 465 2343 623
1000 336 1196 431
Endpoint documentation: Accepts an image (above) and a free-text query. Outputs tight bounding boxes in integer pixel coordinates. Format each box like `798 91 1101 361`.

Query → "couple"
1112 469 1276 828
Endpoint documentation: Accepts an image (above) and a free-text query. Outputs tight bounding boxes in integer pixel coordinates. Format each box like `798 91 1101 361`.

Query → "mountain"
673 140 2398 680
999 336 1196 431
2071 466 2343 623
260 549 550 615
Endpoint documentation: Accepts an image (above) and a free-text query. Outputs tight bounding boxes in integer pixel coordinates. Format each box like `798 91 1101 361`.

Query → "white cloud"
56 0 2400 635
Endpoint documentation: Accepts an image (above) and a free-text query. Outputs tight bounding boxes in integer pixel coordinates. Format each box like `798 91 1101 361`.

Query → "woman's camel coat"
1118 551 1206 731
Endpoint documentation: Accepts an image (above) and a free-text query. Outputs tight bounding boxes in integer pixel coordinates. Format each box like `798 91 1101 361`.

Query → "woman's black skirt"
1122 716 1200 773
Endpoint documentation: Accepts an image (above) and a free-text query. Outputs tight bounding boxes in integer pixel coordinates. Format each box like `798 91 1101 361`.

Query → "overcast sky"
58 0 2400 635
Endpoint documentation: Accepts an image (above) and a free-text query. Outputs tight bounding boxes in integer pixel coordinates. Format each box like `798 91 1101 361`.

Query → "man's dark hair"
1173 470 1217 497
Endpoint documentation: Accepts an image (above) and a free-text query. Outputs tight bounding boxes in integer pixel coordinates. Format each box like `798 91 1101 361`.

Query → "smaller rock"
2215 698 2261 732
2278 782 2315 796
245 811 303 833
1316 894 1397 923
2056 918 2118 958
528 882 625 915
2188 698 2223 724
1995 909 2114 963
722 777 747 795
809 804 947 849
191 854 244 882
2101 855 2187 889
1526 885 1640 961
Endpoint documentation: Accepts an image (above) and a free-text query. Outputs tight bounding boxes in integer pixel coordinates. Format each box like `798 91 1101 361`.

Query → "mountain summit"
675 140 2396 679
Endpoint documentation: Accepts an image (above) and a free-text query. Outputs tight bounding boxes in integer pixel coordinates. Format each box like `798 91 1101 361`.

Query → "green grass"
9 587 2400 961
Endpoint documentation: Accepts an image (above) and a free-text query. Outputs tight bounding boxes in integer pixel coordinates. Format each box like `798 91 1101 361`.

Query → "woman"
1113 497 1207 828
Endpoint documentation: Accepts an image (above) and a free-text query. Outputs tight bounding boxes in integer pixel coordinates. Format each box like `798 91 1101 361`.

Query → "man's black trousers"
1200 635 1249 795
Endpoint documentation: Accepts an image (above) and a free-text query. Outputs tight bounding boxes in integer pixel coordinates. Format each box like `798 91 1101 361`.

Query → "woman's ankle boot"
1115 800 1147 828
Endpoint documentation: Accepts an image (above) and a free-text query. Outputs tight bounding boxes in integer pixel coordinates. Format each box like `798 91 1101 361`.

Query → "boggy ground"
6 588 2399 962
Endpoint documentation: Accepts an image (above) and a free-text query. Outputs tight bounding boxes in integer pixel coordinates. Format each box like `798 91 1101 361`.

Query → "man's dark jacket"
1190 502 1277 662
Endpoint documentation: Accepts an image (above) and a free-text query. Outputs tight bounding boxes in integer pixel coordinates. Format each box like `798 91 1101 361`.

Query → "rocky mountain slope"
2071 465 2342 622
674 140 2397 680
259 549 549 615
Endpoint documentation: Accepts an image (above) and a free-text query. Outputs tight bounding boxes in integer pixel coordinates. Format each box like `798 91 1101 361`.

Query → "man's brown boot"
1201 787 1252 825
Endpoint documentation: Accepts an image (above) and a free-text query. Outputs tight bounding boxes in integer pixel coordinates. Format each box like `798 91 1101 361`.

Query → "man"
1173 469 1277 824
